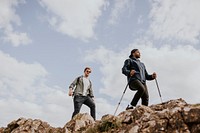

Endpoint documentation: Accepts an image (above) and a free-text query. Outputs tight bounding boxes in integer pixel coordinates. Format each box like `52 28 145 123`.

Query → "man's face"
84 69 91 77
133 50 140 58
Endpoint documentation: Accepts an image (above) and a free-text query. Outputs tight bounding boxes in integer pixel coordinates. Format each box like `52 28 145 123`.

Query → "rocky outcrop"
1 98 200 133
64 113 95 132
0 118 64 133
89 98 200 133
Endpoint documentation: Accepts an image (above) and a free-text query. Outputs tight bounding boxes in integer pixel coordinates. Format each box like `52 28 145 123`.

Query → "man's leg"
72 96 84 119
141 84 149 106
84 96 96 120
130 80 146 106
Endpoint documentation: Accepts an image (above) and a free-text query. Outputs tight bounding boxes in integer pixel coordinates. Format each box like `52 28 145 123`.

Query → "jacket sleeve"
145 69 154 80
69 77 79 90
88 80 94 98
122 59 131 76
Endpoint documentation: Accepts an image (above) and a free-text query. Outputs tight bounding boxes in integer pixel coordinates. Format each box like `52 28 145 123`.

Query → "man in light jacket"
68 67 96 120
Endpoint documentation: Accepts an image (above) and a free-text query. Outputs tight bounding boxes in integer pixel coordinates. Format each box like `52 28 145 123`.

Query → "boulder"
64 113 95 133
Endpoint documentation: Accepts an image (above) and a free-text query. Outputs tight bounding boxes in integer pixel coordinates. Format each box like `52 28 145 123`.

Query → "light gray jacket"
69 75 94 97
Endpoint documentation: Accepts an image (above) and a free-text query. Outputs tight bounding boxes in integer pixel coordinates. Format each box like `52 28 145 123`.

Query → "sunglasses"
86 70 91 73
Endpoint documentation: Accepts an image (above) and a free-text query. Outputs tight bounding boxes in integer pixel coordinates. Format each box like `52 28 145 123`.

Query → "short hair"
84 67 91 72
129 49 138 58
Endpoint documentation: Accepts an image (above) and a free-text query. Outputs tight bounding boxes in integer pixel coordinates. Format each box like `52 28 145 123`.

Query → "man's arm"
68 88 73 96
122 59 138 77
122 59 131 76
68 77 79 96
145 69 157 80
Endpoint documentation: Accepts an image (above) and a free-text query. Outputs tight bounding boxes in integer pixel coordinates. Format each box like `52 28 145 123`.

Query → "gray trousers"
129 80 149 106
72 95 96 120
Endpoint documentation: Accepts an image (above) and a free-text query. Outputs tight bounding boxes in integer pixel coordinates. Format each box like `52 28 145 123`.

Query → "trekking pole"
155 78 163 103
114 82 129 116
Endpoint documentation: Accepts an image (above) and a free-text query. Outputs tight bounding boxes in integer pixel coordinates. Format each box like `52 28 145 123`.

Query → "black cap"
129 49 138 58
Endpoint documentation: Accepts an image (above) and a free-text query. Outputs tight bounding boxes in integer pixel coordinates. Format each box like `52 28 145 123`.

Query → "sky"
1 0 200 127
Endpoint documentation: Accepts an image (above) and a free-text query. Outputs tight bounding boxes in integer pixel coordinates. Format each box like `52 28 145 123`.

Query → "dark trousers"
72 95 96 120
129 80 149 106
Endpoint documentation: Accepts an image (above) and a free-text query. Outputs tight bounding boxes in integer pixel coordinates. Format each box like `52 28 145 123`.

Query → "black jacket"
122 57 153 84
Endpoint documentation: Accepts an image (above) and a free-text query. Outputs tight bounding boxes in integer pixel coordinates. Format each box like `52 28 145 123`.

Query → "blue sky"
1 0 200 127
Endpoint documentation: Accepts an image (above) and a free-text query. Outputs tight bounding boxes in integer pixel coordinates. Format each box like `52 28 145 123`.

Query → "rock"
1 117 64 133
183 104 200 123
64 113 95 133
1 98 200 133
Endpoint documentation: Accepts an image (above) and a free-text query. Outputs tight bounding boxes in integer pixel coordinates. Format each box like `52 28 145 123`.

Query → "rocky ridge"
0 98 200 133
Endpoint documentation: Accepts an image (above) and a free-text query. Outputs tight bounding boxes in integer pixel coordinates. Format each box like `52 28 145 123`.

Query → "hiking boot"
126 105 135 110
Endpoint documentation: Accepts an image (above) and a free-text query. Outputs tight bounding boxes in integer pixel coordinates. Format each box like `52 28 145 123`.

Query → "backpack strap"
76 76 82 85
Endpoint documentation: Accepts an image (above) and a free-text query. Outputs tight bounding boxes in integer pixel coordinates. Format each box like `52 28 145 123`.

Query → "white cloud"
0 0 32 46
84 46 128 97
95 98 117 116
149 0 200 44
0 51 47 97
84 40 200 108
3 30 32 47
109 0 133 25
0 51 72 127
38 0 107 41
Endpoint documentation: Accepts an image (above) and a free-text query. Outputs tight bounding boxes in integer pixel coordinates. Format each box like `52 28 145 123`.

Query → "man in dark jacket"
122 49 156 110
68 67 96 120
